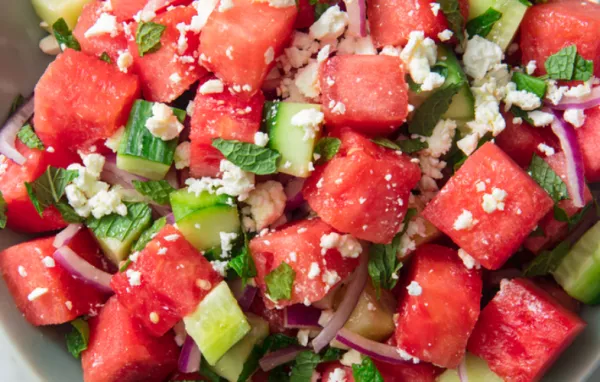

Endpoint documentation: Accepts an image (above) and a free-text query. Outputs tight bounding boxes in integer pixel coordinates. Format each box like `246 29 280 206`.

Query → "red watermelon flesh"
575 105 600 182
520 0 600 77
373 359 442 382
199 0 297 95
422 142 554 270
467 278 585 382
0 229 109 326
82 297 179 382
249 218 360 309
319 55 409 136
34 49 140 152
295 0 315 29
111 224 222 336
111 0 192 21
303 128 421 244
189 78 265 178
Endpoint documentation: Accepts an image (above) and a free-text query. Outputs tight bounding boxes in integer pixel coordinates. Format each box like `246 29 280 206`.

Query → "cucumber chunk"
117 100 185 180
263 101 322 178
468 0 527 51
184 281 251 365
171 188 235 221
211 313 269 382
436 353 503 382
31 0 92 29
438 46 475 122
468 0 495 20
553 222 600 304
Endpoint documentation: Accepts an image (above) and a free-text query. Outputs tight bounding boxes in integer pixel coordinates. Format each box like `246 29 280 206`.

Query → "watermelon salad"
3 0 600 381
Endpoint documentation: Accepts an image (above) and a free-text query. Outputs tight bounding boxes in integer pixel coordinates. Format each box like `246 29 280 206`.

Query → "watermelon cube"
72 1 128 63
189 78 265 178
128 5 208 103
111 0 190 22
199 0 297 95
395 244 482 368
422 142 554 270
249 218 360 309
0 141 78 233
368 0 469 47
82 297 179 382
0 229 109 326
303 128 421 244
34 49 140 152
319 55 409 136
576 105 600 182
295 0 315 29
373 358 442 382
521 0 600 77
467 278 586 382
111 224 222 336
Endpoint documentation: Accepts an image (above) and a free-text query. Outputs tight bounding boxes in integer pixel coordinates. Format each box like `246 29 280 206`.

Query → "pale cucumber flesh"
436 353 503 382
31 0 92 29
170 188 235 222
468 0 527 51
177 206 241 251
116 155 171 181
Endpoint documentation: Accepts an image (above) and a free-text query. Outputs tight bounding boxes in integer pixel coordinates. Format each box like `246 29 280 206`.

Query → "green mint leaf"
451 132 493 171
528 154 569 203
567 203 592 230
510 106 535 125
321 347 344 362
512 72 547 99
290 351 321 382
545 45 577 80
265 262 296 302
573 54 594 81
119 258 132 273
314 137 341 164
407 76 422 93
135 22 166 57
66 319 89 359
237 334 299 382
99 52 112 64
408 83 462 137
86 203 152 241
55 202 85 223
397 139 428 154
524 241 571 277
371 138 401 150
314 3 334 19
237 345 265 382
263 333 299 351
212 138 281 175
269 366 290 382
132 216 167 252
229 237 257 285
517 0 532 6
553 204 570 223
25 166 78 216
352 356 384 382
17 124 45 150
439 0 465 44
0 191 7 229
132 180 175 205
466 7 502 38
52 18 81 51
200 356 225 382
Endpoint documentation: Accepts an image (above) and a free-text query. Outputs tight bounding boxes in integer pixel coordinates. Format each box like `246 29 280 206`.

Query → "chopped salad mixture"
3 0 600 381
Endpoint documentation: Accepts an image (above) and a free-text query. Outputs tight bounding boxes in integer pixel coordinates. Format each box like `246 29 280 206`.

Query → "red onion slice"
284 304 321 329
547 86 600 110
344 0 367 37
312 253 368 353
548 110 586 207
166 213 176 225
259 345 307 371
457 357 468 382
335 328 411 365
178 335 202 373
284 177 306 211
53 224 82 249
237 285 258 311
0 96 34 165
53 247 114 294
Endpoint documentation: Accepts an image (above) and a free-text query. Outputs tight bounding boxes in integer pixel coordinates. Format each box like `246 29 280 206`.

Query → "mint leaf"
265 262 295 301
407 77 422 93
25 166 78 216
439 0 465 44
0 191 7 229
567 203 592 230
573 54 594 81
290 351 321 382
510 106 535 125
55 202 84 223
99 52 112 64
86 203 152 241
52 18 81 51
237 346 265 382
200 356 225 382
352 356 384 382
135 22 166 57
524 241 571 277
66 319 89 359
212 138 281 175
512 72 547 99
371 137 401 150
397 139 428 154
528 154 569 203
314 137 341 164
310 0 334 19
517 0 532 6
237 334 299 382
544 45 593 81
132 180 175 205
322 347 344 362
466 7 502 38
553 204 570 223
17 124 44 150
263 333 299 351
408 83 462 136
132 216 167 252
228 233 257 285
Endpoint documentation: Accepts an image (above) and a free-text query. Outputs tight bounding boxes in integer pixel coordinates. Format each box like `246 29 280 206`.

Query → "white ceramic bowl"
0 1 599 381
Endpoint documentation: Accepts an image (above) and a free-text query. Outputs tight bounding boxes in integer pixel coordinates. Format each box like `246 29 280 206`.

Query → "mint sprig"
135 22 166 57
52 18 81 51
528 154 569 203
264 262 295 302
212 138 281 175
466 7 502 38
132 180 175 205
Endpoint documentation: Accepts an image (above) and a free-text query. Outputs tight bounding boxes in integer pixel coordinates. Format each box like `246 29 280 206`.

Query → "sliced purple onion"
166 213 176 225
0 96 34 165
53 246 114 294
284 304 321 329
458 357 468 382
165 167 180 189
284 178 305 211
237 285 258 311
259 345 307 372
548 110 586 207
547 86 600 110
173 321 187 347
312 253 368 353
178 335 202 373
344 0 367 37
335 328 410 365
53 224 82 249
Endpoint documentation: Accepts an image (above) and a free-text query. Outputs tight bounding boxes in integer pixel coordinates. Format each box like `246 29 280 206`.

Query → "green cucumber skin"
438 45 475 122
170 188 235 221
468 0 527 51
177 206 241 251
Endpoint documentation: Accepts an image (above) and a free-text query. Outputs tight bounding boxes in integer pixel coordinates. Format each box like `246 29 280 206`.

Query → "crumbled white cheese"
170 73 182 84
174 141 191 170
504 84 542 111
329 368 347 382
65 301 73 311
145 103 184 141
189 0 219 32
525 60 537 75
380 45 401 57
295 61 321 99
564 108 586 128
458 248 480 270
463 36 504 80
453 209 475 230
28 287 48 301
268 0 296 7
117 50 133 73
42 256 55 268
528 110 555 127
264 46 275 64
18 266 27 278
482 187 507 213
546 80 568 105
105 126 125 152
320 232 362 258
421 72 446 92
322 270 340 286
211 260 228 276
243 181 286 231
475 181 487 192
317 44 331 62
437 29 454 42
199 79 224 94
340 349 363 366
291 108 324 141
84 13 119 38
126 269 142 286
397 348 420 364
407 281 423 296
309 5 348 41
400 31 437 84
430 2 440 15
254 132 270 147
218 0 234 12
308 262 321 279
157 247 168 256
330 101 346 115
422 119 456 157
537 143 555 156
220 232 238 258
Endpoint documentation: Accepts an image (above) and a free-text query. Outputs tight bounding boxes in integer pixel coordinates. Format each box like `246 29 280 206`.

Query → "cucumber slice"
553 222 600 304
184 281 251 365
468 0 495 20
436 353 503 382
31 0 92 29
170 188 235 221
468 0 527 51
177 206 241 251
117 100 185 180
264 101 322 178
438 46 475 122
210 313 269 382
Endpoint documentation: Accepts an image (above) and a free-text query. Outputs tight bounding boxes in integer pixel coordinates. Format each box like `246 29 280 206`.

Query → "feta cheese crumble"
463 36 504 80
28 287 49 301
174 141 191 169
254 132 270 147
199 79 224 94
320 232 362 258
84 13 118 38
458 248 481 270
400 31 437 85
186 160 255 201
537 143 555 156
42 256 55 268
564 108 586 128
309 5 348 41
126 269 142 286
329 368 347 382
291 108 325 141
528 110 555 127
482 188 507 213
220 232 238 258
407 281 423 296
242 181 286 232
145 103 184 141
117 50 133 73
308 262 321 279
453 210 475 231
